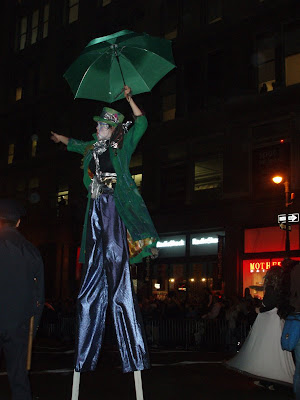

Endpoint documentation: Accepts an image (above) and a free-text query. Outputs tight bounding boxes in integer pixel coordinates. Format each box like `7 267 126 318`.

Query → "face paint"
96 122 112 140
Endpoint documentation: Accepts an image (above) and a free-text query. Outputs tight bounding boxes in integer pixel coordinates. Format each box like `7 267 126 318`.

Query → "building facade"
1 0 300 301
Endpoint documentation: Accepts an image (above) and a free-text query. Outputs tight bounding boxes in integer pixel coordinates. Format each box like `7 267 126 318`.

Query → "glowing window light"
190 278 195 282
157 239 185 248
8 144 15 164
169 278 175 283
154 283 160 289
201 278 206 282
192 237 218 245
16 87 22 101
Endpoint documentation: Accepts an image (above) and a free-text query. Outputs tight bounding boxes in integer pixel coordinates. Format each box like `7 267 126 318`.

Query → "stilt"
134 370 144 400
71 370 80 400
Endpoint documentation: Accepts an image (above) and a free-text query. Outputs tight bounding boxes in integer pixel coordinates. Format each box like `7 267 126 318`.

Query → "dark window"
252 142 290 197
285 22 300 87
207 0 222 24
256 33 275 92
161 162 186 206
207 50 224 104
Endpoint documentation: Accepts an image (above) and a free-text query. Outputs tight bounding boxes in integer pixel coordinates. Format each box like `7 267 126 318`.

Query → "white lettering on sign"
157 239 185 248
249 261 281 272
192 237 219 245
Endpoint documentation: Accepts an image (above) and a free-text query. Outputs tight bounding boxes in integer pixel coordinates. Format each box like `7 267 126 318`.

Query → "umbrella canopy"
63 30 176 103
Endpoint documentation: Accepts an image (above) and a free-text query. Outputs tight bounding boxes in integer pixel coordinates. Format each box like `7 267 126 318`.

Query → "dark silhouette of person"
0 199 44 400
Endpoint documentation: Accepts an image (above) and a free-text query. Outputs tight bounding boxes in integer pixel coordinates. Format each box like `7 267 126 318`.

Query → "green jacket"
67 115 158 264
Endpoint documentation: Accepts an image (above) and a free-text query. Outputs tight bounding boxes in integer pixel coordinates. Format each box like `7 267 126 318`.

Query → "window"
57 185 69 206
28 178 40 204
167 142 187 162
16 179 26 199
31 9 39 44
16 180 26 192
207 0 222 24
286 54 300 86
16 4 49 51
161 162 186 205
16 87 22 101
132 173 142 191
285 23 300 87
42 3 49 38
252 140 290 197
29 177 39 190
31 135 38 157
19 16 27 50
163 94 176 121
129 153 142 168
8 144 15 164
165 29 177 40
257 34 275 92
207 50 224 102
194 156 223 192
68 0 79 24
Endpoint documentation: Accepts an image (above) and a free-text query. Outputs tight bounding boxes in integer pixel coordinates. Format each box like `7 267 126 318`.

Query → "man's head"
0 199 25 228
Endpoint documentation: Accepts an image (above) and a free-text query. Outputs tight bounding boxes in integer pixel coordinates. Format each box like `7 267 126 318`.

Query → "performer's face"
96 122 113 140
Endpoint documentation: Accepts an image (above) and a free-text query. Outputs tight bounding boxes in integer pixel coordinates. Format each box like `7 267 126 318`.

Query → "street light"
272 176 283 184
272 174 294 256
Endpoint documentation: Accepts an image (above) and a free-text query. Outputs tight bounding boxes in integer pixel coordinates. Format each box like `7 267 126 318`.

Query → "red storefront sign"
243 257 300 273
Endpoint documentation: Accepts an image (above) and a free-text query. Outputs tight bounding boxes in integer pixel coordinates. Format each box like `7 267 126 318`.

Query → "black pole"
284 181 290 257
285 210 290 255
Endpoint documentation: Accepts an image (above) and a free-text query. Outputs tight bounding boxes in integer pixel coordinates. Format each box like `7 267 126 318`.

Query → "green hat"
93 107 124 127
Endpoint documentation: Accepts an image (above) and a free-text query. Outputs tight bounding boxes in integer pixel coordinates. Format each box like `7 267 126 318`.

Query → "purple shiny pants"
74 194 150 373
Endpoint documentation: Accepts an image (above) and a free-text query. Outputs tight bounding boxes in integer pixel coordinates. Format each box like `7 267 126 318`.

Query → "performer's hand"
50 131 69 145
124 85 132 102
50 131 61 143
124 85 143 117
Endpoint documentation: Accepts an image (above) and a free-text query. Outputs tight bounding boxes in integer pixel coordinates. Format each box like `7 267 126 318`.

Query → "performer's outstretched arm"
50 131 69 145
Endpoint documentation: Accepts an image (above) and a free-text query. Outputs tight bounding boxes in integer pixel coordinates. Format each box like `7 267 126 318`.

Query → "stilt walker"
56 30 175 399
52 87 158 400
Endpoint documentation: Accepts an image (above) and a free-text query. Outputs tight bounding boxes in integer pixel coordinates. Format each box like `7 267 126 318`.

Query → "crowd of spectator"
139 287 262 325
38 288 262 351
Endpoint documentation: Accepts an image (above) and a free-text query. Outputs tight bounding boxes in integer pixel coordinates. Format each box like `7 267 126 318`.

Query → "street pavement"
0 339 294 399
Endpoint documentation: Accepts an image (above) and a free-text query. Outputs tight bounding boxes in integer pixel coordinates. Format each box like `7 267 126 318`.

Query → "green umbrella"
63 30 176 103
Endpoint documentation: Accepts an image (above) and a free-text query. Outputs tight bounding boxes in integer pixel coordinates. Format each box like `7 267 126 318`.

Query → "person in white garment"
225 266 295 389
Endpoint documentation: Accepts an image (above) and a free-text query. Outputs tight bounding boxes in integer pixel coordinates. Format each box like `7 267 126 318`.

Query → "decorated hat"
93 107 124 127
0 199 26 221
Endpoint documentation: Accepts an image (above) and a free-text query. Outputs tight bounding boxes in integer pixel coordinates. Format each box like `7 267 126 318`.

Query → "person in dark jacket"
0 199 44 400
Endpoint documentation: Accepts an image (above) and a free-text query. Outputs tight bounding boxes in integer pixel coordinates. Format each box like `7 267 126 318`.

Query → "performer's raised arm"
50 131 69 145
124 85 143 117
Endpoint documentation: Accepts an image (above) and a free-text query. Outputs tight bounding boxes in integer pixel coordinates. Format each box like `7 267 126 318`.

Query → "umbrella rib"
119 54 151 91
120 45 175 67
75 51 111 97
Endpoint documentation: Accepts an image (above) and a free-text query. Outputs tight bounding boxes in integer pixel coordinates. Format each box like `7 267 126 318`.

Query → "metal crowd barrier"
39 316 76 338
39 316 250 351
144 318 250 350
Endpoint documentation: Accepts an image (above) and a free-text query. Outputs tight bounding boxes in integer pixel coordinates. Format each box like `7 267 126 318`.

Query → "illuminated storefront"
243 225 300 298
152 231 225 299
